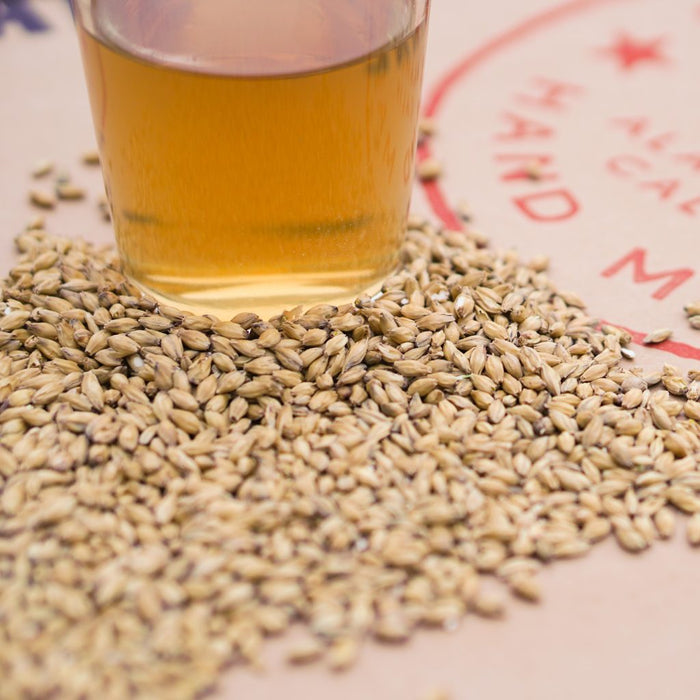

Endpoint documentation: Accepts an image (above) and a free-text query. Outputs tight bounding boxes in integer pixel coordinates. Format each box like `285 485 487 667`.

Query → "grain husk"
1 217 700 699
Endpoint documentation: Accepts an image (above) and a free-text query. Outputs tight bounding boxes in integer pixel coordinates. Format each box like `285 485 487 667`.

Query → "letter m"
601 248 694 300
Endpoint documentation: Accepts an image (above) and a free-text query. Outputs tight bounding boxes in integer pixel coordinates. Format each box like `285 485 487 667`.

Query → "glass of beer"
70 0 431 318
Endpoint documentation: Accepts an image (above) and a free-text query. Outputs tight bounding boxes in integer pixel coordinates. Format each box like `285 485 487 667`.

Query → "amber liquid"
75 0 429 317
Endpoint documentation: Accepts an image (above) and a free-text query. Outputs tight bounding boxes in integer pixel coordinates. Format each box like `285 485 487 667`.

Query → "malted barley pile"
1 218 700 698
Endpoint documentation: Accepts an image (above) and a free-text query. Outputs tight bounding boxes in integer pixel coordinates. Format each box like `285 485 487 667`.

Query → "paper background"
1 1 699 698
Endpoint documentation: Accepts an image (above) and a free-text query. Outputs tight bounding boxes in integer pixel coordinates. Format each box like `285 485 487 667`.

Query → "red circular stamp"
419 0 700 366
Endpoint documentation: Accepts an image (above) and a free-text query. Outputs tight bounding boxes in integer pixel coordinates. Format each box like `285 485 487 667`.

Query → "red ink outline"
601 247 695 301
418 0 700 361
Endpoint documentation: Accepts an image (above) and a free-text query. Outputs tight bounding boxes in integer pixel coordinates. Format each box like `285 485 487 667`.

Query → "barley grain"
286 638 325 665
56 183 86 201
471 593 505 618
81 150 101 166
2 207 700 699
31 159 54 178
687 514 700 546
684 301 700 317
29 189 56 209
643 329 672 345
328 637 359 671
417 158 442 182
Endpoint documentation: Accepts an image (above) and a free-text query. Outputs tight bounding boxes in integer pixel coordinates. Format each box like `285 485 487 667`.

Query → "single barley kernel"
286 638 325 665
29 189 56 209
508 573 541 602
684 301 700 317
687 514 700 546
25 214 45 230
524 161 544 181
417 157 442 181
81 150 101 165
31 159 54 178
654 507 676 539
455 200 473 222
615 526 648 553
56 183 86 201
528 255 550 272
643 328 672 344
328 637 359 672
418 117 437 138
422 689 451 700
471 593 505 618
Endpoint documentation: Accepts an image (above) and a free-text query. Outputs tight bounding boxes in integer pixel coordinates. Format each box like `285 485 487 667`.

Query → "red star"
600 33 668 71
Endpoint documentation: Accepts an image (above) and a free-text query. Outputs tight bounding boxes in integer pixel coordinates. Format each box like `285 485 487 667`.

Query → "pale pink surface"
229 533 699 700
1 2 699 699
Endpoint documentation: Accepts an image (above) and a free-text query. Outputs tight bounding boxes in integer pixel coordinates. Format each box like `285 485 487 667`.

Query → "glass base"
127 267 392 321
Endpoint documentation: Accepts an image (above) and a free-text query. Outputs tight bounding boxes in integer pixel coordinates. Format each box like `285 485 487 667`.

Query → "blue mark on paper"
0 0 53 35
